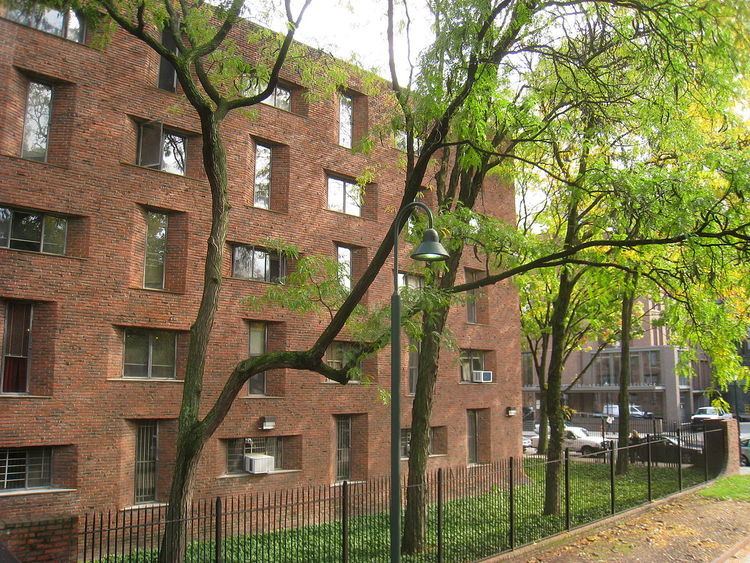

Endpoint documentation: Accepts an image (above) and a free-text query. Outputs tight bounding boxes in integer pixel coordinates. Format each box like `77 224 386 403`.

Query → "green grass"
699 474 750 502
97 460 708 562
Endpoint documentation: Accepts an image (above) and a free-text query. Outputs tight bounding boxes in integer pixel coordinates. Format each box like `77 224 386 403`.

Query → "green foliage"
699 474 750 502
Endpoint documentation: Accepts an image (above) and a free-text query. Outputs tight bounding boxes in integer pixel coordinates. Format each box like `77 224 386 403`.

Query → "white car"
530 425 606 455
741 437 749 467
690 407 733 430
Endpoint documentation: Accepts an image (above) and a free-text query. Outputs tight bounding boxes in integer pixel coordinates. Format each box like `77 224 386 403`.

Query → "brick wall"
0 516 78 563
0 10 523 526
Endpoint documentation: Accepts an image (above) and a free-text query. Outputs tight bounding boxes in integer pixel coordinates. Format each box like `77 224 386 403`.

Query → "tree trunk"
543 270 574 515
401 306 450 554
537 389 549 454
615 273 637 475
159 112 230 562
402 252 461 555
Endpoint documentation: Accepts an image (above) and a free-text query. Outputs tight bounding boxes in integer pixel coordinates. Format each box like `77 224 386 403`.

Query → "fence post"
703 425 709 482
677 427 683 491
509 457 515 550
215 497 222 563
647 435 652 502
342 480 349 563
564 448 571 531
437 468 444 563
609 441 615 515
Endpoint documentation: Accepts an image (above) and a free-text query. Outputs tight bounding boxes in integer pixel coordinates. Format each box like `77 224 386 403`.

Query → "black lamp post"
390 201 448 562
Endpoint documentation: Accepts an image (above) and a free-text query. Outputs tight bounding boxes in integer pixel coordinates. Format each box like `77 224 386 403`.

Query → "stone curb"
712 535 750 563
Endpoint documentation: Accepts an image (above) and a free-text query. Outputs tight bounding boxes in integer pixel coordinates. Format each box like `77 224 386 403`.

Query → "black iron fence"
79 425 727 562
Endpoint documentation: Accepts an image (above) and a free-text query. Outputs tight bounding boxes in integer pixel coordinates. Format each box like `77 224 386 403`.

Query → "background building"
522 299 713 422
0 7 522 522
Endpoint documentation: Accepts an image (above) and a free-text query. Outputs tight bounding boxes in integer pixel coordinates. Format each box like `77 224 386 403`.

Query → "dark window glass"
6 4 84 43
0 447 51 490
226 437 283 474
134 422 158 503
0 207 67 255
248 322 266 395
232 245 285 283
124 329 176 379
467 410 479 464
144 212 168 289
22 82 52 162
138 123 186 176
158 29 178 92
2 302 33 393
335 416 351 481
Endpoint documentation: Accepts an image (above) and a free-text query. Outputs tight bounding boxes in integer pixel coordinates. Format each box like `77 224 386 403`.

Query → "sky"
250 0 434 81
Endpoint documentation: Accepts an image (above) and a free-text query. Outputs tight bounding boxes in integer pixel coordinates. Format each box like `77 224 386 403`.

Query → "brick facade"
0 8 522 532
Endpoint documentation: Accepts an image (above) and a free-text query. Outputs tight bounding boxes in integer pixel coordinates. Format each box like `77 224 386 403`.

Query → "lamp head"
411 228 449 262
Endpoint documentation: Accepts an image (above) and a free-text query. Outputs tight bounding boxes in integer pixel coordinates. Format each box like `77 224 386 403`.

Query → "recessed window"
22 82 53 162
134 421 158 503
459 349 485 382
327 176 361 217
0 447 51 490
397 272 424 292
335 416 352 481
245 82 292 111
338 93 353 148
0 207 67 255
232 244 285 283
157 29 178 92
144 212 168 290
466 269 479 323
253 144 272 209
1 302 33 394
467 410 480 464
6 4 85 42
400 427 437 459
227 436 286 473
336 245 353 291
248 322 267 395
395 130 423 153
325 342 361 380
137 122 186 176
123 329 176 379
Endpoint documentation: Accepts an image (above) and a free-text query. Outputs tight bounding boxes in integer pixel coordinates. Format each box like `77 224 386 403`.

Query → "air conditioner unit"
244 454 275 474
472 370 493 383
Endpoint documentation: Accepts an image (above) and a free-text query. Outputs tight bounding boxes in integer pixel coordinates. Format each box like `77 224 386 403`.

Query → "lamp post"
390 201 449 563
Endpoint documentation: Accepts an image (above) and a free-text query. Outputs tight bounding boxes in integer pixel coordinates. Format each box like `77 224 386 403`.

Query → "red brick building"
0 6 522 523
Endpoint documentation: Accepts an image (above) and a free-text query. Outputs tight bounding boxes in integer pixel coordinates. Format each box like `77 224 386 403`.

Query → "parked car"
690 407 733 430
602 404 653 419
522 432 535 452
741 438 749 467
531 425 606 455
633 435 703 464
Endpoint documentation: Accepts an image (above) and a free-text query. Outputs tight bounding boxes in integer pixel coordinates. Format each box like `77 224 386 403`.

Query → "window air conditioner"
244 453 275 474
472 370 493 383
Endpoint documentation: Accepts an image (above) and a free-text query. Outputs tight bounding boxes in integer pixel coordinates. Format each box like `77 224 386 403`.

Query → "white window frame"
327 176 362 217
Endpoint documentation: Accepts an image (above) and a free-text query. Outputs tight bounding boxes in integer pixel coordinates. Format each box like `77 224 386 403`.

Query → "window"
137 122 186 175
467 410 480 464
6 3 84 42
397 272 424 292
339 93 353 148
400 428 437 459
466 270 479 323
0 207 67 255
261 86 292 111
22 82 52 162
248 322 267 395
395 130 423 153
227 437 284 473
408 337 419 395
522 352 535 386
123 329 176 379
337 245 353 291
253 144 272 209
459 349 485 382
325 342 361 380
1 302 32 394
232 244 285 283
335 416 351 481
157 29 178 92
134 421 158 503
0 447 51 490
144 212 168 290
327 176 361 217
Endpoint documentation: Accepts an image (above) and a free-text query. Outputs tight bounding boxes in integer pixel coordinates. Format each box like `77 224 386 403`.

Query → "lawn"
699 474 750 502
96 459 707 562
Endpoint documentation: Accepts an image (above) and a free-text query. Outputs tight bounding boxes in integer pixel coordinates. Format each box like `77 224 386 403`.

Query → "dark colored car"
634 436 703 464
